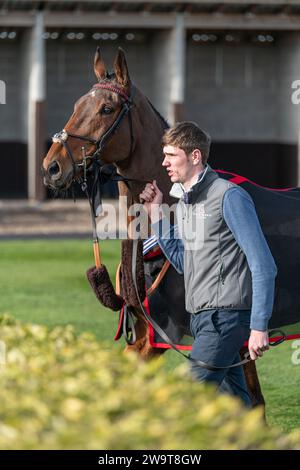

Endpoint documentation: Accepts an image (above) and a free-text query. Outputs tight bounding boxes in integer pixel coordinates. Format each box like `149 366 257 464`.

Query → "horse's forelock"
104 71 116 81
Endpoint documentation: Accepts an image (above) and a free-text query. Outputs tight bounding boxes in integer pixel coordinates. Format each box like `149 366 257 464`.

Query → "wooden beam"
2 9 300 31
184 12 300 30
28 0 300 9
43 11 300 31
0 12 35 27
43 11 177 28
9 1 300 5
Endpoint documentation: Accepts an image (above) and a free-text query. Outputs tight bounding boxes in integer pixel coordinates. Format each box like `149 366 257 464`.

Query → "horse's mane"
146 98 170 130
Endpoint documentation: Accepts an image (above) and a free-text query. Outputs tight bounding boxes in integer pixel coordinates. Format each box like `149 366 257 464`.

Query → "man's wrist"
250 329 268 335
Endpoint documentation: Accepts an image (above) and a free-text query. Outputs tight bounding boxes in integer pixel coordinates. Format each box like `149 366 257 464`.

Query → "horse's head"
42 47 133 190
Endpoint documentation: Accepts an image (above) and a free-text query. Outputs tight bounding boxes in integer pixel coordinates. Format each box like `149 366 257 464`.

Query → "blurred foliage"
0 314 299 450
1 239 299 434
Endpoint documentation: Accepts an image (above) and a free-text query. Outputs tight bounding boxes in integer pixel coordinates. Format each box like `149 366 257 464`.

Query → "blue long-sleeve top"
151 181 277 332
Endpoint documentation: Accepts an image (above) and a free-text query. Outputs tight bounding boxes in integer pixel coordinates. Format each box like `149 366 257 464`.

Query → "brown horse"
42 47 265 409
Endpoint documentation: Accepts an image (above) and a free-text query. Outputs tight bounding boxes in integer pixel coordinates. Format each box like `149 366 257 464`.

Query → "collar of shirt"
169 165 209 201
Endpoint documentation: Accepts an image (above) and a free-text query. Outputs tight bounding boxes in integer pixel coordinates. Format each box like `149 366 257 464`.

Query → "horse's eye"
101 106 113 115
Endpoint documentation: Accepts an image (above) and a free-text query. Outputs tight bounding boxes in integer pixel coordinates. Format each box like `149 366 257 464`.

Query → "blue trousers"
189 309 252 407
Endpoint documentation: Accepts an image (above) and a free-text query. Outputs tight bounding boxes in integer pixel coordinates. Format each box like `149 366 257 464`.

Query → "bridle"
52 82 135 192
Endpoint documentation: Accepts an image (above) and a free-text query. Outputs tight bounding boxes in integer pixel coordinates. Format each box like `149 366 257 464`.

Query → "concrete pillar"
151 15 186 126
169 14 186 124
151 31 172 121
27 12 46 201
0 80 5 104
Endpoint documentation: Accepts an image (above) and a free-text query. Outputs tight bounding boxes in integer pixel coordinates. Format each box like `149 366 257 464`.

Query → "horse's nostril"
48 161 61 177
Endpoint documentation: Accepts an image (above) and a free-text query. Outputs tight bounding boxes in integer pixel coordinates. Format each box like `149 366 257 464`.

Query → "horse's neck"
116 95 174 206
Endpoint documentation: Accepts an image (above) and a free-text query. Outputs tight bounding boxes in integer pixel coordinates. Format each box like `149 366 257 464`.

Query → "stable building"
1 0 300 199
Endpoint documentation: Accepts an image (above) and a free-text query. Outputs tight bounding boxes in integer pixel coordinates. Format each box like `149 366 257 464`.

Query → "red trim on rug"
151 333 300 351
114 298 300 348
227 175 248 185
143 295 192 350
114 303 125 341
242 334 300 348
144 246 163 260
217 169 296 192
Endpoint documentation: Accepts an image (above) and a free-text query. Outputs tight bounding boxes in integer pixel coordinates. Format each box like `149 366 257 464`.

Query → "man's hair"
162 121 211 164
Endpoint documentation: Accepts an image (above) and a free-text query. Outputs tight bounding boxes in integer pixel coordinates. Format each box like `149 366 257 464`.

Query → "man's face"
162 145 197 184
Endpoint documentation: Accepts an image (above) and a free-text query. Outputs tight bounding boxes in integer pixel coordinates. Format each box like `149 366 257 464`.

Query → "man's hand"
248 330 269 360
139 180 163 220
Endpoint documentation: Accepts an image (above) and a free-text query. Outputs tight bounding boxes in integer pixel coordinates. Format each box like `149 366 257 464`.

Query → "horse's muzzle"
41 160 71 189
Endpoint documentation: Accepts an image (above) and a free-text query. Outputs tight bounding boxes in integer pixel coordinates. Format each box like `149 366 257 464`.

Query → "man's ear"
192 149 202 165
94 46 106 81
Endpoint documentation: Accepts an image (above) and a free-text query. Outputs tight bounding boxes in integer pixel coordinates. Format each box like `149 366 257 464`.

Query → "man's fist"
248 330 269 360
139 180 163 217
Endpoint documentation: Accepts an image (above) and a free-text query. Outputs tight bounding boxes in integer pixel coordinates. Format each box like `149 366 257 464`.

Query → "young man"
139 121 277 407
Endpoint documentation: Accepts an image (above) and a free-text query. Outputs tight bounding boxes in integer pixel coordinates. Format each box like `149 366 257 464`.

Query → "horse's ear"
114 48 131 88
94 47 106 81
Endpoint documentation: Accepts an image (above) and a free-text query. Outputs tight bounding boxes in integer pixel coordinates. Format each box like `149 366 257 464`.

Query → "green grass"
256 341 300 433
0 239 299 434
0 239 120 343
